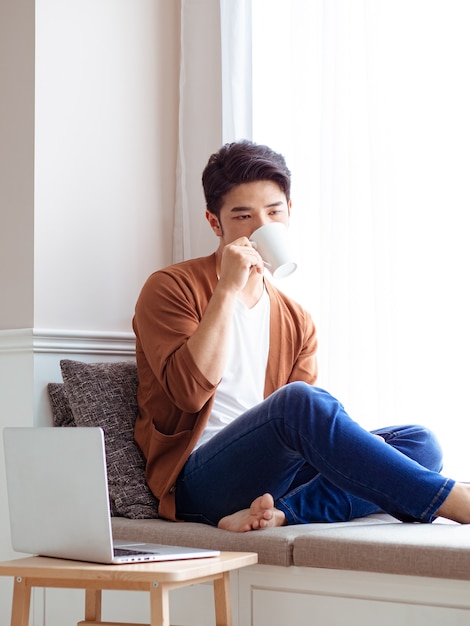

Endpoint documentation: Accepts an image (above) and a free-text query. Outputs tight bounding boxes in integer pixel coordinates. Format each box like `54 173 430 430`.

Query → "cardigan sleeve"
133 267 217 415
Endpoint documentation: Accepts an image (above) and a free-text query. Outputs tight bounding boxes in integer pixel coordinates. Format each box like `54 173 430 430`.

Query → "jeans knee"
281 381 319 411
285 380 313 396
279 382 344 422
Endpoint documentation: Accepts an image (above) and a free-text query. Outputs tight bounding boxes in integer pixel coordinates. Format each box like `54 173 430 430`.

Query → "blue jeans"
175 382 454 526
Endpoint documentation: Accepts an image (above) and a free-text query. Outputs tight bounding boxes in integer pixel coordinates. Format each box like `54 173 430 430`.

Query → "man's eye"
235 215 250 220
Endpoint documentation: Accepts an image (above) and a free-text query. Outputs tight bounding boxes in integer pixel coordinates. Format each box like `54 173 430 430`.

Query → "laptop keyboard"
113 548 149 557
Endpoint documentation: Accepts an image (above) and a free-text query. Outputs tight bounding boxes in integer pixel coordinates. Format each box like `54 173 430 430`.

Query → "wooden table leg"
84 588 103 622
213 572 232 626
149 582 170 626
10 576 31 626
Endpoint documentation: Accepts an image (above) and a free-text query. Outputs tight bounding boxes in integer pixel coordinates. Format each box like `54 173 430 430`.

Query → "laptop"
3 426 220 564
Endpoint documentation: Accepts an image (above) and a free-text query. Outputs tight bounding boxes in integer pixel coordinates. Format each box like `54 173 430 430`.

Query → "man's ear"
206 210 223 236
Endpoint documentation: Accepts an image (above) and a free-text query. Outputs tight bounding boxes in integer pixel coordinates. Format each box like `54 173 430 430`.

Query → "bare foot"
217 493 287 532
435 483 470 523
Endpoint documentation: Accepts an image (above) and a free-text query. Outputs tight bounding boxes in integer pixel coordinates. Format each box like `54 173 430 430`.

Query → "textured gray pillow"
48 381 119 516
59 359 158 519
48 382 76 427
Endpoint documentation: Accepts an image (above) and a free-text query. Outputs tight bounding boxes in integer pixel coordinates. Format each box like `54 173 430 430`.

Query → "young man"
133 140 470 531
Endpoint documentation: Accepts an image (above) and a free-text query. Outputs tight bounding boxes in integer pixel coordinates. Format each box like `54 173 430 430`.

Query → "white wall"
34 0 180 332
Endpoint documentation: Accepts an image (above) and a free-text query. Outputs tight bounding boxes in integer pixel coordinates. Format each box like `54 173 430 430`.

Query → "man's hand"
218 237 264 294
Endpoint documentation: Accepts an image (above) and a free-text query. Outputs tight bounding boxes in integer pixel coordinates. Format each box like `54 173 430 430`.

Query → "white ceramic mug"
250 223 297 279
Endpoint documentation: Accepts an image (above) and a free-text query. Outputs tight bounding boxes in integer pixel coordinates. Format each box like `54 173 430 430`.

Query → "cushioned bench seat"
112 515 470 581
112 513 399 568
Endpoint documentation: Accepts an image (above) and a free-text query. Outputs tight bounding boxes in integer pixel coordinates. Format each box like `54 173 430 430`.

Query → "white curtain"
252 0 392 427
174 0 224 262
249 0 470 479
177 0 470 479
220 0 253 141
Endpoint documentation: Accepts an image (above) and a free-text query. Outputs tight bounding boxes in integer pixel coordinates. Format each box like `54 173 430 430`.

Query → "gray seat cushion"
292 519 470 579
112 513 396 567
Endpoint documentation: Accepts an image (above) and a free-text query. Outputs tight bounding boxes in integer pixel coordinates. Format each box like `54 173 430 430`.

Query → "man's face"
206 180 291 246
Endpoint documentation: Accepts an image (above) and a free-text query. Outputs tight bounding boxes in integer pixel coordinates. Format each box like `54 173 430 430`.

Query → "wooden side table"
0 551 257 626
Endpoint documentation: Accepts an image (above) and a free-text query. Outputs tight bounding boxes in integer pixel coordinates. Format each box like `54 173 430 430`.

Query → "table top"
0 552 258 583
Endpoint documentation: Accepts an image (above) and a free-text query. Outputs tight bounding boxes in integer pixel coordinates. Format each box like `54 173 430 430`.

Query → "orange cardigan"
133 253 318 521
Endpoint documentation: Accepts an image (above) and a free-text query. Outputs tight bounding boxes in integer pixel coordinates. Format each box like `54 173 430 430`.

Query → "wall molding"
0 329 136 356
0 329 33 353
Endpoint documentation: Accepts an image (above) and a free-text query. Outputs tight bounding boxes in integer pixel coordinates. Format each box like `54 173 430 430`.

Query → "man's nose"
251 215 271 234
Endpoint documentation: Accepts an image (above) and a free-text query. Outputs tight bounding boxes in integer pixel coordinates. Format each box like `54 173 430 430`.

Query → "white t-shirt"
194 288 270 450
